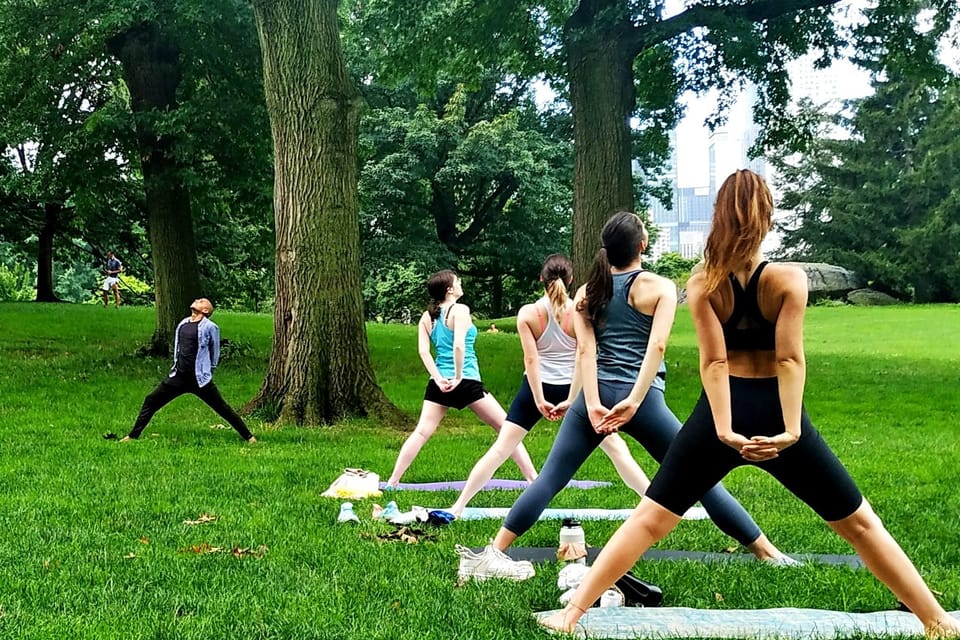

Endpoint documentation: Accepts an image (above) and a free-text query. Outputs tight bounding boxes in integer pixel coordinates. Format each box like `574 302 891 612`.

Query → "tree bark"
107 22 201 355
35 203 62 302
246 0 403 426
565 4 636 283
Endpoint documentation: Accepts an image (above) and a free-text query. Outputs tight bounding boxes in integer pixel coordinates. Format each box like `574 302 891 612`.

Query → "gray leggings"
502 382 763 547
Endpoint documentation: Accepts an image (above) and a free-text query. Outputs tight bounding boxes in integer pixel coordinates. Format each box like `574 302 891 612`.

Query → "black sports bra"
721 262 776 351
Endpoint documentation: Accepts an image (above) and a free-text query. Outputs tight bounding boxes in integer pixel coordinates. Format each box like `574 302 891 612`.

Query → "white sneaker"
455 544 535 581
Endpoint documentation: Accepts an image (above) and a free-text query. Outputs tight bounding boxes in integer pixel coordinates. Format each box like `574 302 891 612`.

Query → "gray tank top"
595 270 666 389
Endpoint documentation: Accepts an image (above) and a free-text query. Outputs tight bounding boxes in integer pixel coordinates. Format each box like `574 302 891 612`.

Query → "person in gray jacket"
121 298 256 443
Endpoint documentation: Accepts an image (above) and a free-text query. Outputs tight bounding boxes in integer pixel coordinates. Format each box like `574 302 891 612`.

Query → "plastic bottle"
600 588 625 608
558 518 586 564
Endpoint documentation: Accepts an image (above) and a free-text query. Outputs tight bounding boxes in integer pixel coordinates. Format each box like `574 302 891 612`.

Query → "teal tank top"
594 270 666 389
431 305 481 381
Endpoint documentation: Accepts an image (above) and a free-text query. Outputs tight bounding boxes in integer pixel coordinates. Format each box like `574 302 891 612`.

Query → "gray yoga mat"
480 547 864 569
380 479 612 491
534 606 956 639
457 506 710 522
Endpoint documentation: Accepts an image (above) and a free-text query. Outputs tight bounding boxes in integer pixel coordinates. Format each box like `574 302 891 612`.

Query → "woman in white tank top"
448 254 654 517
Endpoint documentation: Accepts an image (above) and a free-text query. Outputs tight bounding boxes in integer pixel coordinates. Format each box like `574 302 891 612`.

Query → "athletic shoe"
455 544 535 581
337 502 360 524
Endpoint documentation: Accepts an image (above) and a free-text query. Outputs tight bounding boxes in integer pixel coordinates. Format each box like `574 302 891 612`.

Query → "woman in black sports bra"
540 169 960 638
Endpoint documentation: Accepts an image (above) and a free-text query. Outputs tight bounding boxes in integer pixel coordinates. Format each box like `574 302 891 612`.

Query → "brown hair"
702 169 773 293
426 269 457 320
577 212 648 328
540 254 573 324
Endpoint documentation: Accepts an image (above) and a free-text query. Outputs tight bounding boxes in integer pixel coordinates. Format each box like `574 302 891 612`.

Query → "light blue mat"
458 506 710 522
534 606 958 639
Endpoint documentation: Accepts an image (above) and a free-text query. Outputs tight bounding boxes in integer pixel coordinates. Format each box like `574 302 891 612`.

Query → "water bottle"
559 518 586 564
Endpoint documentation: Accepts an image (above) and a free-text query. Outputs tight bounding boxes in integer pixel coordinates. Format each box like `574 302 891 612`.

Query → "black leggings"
128 374 254 441
502 381 764 547
646 377 863 522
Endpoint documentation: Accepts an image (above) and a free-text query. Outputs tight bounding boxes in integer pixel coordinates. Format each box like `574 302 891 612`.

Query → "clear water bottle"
600 588 624 608
559 517 586 564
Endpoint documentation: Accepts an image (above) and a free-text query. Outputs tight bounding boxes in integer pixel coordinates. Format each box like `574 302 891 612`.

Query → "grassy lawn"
0 302 958 639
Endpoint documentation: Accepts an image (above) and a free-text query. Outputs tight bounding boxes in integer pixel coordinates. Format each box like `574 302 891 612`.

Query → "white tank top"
535 296 576 384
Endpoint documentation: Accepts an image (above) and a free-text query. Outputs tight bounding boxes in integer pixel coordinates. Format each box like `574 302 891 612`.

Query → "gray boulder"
846 288 900 306
780 262 861 301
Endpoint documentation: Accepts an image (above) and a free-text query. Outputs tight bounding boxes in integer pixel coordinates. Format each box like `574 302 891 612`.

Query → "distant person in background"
102 251 123 308
120 298 256 443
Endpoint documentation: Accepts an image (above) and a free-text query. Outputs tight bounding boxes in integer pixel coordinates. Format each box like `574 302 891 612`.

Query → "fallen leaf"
137 537 150 545
43 559 59 571
209 423 229 430
714 592 724 602
722 545 738 554
179 543 224 555
124 552 136 560
232 545 268 559
183 513 218 526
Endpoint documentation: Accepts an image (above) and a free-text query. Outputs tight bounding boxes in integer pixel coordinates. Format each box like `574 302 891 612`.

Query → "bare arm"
571 286 600 408
774 269 807 440
517 305 549 409
451 304 470 382
687 274 733 437
417 312 446 384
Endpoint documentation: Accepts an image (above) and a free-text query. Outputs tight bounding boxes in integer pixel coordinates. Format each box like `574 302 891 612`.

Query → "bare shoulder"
685 271 708 300
516 302 538 324
572 284 588 303
450 302 472 319
764 263 808 293
636 270 677 299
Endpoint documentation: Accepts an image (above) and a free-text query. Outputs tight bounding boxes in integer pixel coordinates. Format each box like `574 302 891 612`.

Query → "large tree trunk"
246 0 402 426
566 3 636 283
107 22 201 355
35 203 61 302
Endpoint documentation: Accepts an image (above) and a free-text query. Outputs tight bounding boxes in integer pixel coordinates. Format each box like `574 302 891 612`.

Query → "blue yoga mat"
534 607 958 639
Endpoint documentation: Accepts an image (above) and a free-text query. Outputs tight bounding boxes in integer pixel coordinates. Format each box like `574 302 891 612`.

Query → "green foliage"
647 252 700 287
0 263 34 301
773 47 960 302
358 76 574 318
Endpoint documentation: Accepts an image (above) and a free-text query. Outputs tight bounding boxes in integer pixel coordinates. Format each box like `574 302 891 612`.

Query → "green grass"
0 302 959 639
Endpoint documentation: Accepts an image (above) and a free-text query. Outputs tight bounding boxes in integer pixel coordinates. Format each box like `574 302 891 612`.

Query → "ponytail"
545 278 569 324
577 247 613 328
426 298 443 321
540 253 573 324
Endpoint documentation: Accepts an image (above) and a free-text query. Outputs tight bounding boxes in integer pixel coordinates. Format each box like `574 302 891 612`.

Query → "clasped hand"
537 400 570 421
718 431 799 461
587 399 640 435
434 377 462 392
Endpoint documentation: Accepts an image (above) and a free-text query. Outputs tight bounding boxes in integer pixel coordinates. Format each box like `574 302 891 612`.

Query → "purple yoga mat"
378 478 612 491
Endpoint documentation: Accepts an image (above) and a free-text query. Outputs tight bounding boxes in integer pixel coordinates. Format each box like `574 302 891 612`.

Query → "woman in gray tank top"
466 212 795 581
448 255 655 522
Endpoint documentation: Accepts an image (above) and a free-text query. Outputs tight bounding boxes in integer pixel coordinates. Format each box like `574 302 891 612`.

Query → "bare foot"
247 436 257 444
926 617 960 639
538 604 585 634
119 436 133 443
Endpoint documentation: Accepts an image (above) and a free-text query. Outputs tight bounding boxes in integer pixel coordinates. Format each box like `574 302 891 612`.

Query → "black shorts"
646 376 864 522
423 378 489 410
505 376 571 431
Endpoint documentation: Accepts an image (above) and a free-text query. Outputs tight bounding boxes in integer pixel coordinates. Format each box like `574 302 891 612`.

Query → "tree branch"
628 0 842 57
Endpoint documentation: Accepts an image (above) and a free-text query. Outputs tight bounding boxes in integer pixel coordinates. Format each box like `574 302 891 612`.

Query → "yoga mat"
487 547 863 569
457 505 711 522
380 479 612 491
534 606 957 639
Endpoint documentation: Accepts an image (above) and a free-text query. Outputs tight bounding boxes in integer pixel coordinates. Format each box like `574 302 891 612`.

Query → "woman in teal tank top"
384 270 538 488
